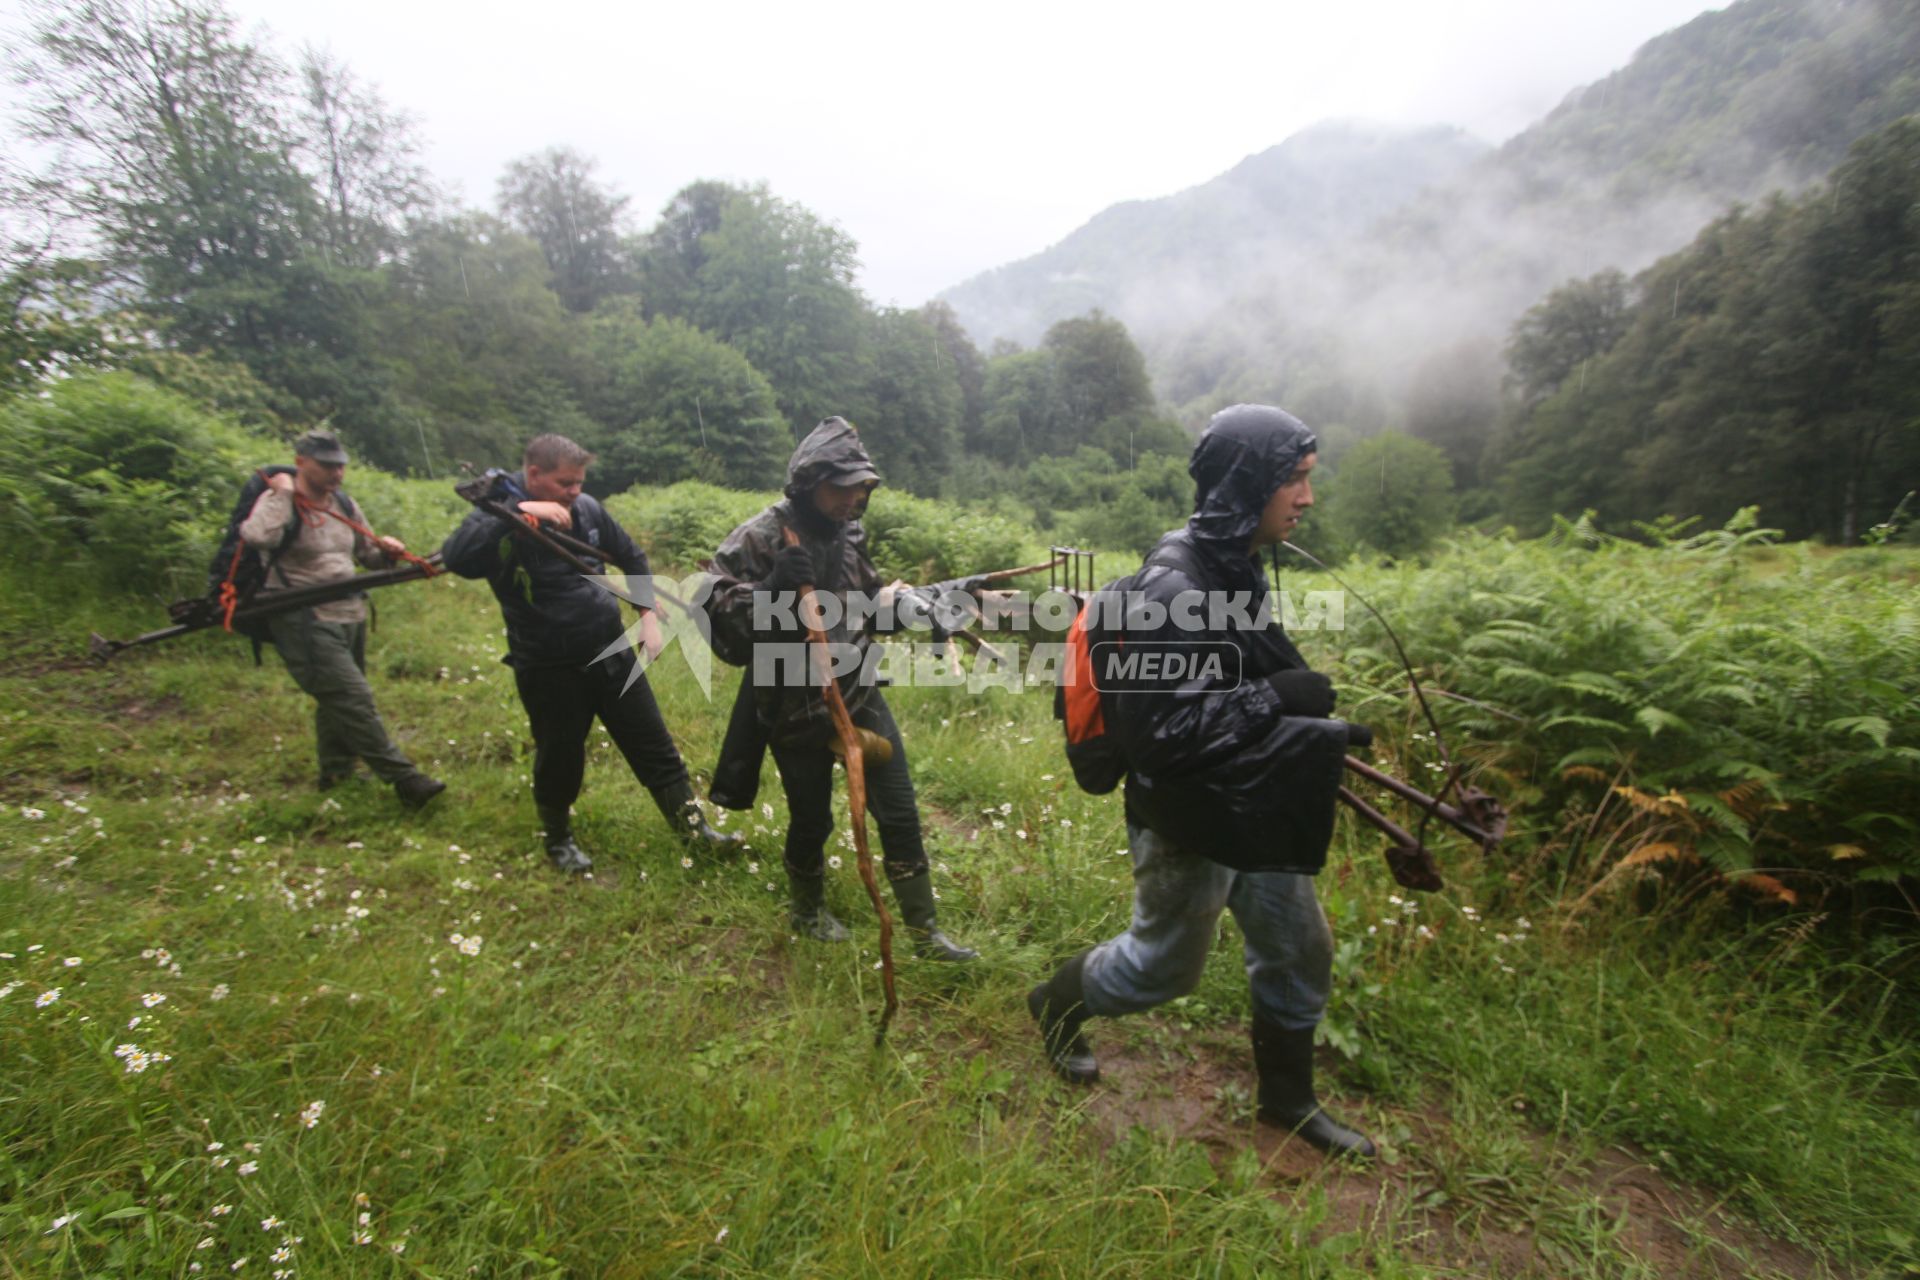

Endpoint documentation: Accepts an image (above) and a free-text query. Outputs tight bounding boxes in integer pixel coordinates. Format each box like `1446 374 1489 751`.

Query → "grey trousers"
1081 822 1334 1031
268 610 418 785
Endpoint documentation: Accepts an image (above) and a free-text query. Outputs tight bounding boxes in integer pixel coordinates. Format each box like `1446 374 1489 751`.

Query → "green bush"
0 372 268 596
346 469 473 556
855 489 1031 581
605 482 772 570
607 481 1032 583
1316 431 1456 561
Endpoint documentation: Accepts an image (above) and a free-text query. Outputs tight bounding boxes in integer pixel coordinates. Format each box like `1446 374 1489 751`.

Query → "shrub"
605 481 1033 582
857 489 1031 581
0 372 267 596
605 482 772 571
1320 516 1920 913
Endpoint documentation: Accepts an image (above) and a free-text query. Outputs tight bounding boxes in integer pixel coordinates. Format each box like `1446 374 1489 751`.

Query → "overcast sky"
5 0 1724 306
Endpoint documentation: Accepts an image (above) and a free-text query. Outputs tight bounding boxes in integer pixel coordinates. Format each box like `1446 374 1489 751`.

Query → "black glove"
765 544 815 593
1342 721 1374 751
1266 669 1335 717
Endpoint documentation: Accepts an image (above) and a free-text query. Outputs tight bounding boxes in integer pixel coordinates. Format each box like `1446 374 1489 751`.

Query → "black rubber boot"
651 780 745 853
1251 1019 1376 1157
890 872 978 962
537 803 593 875
394 774 446 811
1028 950 1099 1084
788 873 850 943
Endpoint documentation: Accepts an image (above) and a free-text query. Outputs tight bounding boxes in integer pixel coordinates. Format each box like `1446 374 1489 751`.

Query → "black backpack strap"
1140 535 1206 583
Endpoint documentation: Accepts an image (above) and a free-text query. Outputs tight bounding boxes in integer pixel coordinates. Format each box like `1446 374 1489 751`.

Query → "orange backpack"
1056 605 1126 793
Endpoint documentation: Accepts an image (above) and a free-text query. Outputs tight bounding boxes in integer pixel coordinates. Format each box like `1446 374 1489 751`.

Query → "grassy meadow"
2 478 1917 1278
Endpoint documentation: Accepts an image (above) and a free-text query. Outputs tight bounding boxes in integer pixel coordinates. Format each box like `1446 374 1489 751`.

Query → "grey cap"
294 430 349 465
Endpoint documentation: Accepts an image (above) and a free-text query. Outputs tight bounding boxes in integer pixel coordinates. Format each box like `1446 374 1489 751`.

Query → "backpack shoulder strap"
1140 534 1206 582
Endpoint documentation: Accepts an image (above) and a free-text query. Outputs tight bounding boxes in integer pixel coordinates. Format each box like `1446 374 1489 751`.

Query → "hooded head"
1186 404 1317 553
784 416 881 525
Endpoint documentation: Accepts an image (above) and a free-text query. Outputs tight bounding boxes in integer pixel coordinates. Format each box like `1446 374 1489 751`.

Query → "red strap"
218 541 246 633
291 486 440 577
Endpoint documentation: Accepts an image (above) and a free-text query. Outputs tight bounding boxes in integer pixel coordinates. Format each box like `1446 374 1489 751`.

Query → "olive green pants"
268 609 418 785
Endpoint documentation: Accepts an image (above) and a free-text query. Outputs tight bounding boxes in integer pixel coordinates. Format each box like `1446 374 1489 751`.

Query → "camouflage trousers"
268 609 419 786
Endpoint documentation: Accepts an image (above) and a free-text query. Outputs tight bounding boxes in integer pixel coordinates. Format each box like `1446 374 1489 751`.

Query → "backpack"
1053 538 1206 795
206 467 298 617
1056 605 1126 793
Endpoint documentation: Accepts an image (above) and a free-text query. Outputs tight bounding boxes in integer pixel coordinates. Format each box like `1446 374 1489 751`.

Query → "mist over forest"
3 0 1917 555
943 0 1920 544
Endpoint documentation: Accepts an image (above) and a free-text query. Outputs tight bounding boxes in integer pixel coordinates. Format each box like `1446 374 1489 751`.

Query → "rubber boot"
890 871 978 962
651 780 745 853
1027 950 1099 1084
393 773 446 811
788 873 850 942
1251 1019 1376 1157
537 803 593 875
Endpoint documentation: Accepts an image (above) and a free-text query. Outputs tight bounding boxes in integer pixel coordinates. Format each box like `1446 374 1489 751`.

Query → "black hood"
1186 404 1317 553
783 416 880 501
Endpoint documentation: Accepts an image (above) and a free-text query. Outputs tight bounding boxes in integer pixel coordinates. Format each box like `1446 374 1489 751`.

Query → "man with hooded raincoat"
1029 403 1377 1157
702 417 978 962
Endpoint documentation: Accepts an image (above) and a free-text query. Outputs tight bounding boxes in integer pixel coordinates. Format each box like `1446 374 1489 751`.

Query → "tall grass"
3 468 1916 1276
1304 516 1920 913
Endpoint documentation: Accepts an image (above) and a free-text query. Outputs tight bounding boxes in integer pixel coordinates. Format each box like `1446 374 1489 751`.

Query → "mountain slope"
940 121 1488 350
942 0 1920 441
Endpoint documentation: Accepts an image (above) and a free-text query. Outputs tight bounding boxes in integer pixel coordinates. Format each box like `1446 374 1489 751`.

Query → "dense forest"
0 0 1191 552
943 0 1920 547
2 0 1915 560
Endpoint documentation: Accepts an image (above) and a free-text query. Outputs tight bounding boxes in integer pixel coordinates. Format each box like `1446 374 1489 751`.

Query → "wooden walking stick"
782 527 898 1042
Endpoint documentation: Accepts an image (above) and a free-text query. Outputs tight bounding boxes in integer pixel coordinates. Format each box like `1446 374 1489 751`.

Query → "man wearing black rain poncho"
1030 403 1377 1158
702 417 978 963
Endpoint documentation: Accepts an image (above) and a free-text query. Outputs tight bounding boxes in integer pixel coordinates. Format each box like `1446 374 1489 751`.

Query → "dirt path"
1075 1019 1834 1279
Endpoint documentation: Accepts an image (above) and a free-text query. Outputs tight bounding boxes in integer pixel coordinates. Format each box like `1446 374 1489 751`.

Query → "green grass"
2 504 1917 1278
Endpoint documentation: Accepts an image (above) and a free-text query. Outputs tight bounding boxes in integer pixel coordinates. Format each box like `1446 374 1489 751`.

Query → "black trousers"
769 693 928 882
513 648 688 813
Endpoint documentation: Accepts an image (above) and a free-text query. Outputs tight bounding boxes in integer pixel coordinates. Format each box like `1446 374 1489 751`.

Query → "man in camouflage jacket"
704 417 977 961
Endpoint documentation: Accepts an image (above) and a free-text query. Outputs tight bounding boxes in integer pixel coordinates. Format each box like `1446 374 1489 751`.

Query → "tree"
295 47 433 270
636 180 742 321
17 0 318 344
1318 432 1456 559
1044 310 1157 442
678 185 868 429
578 303 786 492
12 0 410 456
378 213 586 471
1498 118 1920 541
915 301 987 443
977 348 1056 465
496 147 635 313
1504 269 1632 408
845 308 963 494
